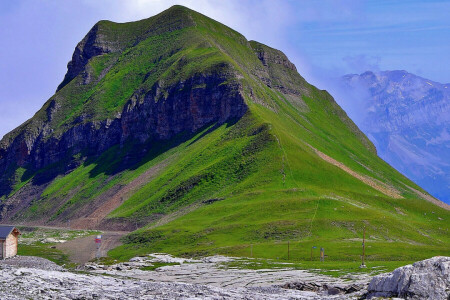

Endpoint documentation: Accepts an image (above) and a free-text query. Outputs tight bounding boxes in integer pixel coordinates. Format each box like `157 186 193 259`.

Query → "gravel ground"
0 255 63 271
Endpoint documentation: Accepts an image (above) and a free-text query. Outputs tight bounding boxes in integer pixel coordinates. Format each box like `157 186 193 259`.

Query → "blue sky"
0 0 449 138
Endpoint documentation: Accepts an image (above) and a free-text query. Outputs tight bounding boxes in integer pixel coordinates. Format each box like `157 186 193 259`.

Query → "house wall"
4 234 17 258
0 240 3 259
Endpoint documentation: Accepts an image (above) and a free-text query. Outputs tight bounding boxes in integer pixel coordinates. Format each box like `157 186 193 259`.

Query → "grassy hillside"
0 6 448 267
108 88 449 263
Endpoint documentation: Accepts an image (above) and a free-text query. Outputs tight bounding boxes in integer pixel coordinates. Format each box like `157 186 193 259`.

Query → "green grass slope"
109 87 449 263
1 6 448 266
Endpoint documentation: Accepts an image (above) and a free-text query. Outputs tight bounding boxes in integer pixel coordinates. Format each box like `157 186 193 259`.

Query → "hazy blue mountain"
339 70 450 203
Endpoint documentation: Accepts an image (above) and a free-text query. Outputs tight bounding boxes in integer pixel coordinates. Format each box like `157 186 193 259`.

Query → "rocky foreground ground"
85 254 371 289
0 255 448 299
0 258 361 300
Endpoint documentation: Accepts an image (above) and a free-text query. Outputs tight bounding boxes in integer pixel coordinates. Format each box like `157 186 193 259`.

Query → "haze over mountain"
339 70 450 203
0 6 448 261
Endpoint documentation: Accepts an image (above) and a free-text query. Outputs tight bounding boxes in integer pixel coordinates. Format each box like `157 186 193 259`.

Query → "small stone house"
0 225 21 259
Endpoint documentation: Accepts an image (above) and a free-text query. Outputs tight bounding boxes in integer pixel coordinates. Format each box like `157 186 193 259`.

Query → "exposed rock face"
250 41 308 96
57 24 118 91
282 281 366 296
254 45 297 71
0 73 246 198
366 256 450 299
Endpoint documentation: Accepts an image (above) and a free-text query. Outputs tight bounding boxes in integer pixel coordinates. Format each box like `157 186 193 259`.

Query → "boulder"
14 268 32 276
282 281 365 296
367 256 449 299
129 256 146 262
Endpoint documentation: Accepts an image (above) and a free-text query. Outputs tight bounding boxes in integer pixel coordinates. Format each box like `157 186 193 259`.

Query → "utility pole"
287 241 290 260
363 226 366 265
360 226 367 268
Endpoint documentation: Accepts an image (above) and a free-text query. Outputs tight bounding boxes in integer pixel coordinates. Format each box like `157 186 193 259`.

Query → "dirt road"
56 231 126 264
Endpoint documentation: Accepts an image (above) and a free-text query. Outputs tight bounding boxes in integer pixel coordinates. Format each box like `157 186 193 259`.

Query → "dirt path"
148 202 203 229
56 231 126 264
307 144 403 199
307 142 449 209
403 184 450 210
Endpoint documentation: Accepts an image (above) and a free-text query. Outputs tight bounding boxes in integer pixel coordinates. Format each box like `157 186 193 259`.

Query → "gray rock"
0 263 338 299
1 255 64 271
282 281 366 298
13 268 32 276
367 256 450 299
129 257 146 262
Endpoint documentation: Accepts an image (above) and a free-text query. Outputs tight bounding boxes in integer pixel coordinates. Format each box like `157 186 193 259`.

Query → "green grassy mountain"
0 6 448 263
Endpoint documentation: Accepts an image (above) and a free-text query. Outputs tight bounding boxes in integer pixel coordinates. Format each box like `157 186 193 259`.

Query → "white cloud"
343 55 381 74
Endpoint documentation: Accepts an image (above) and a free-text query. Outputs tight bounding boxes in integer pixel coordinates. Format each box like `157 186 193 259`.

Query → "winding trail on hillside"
307 199 320 237
403 184 450 210
272 132 290 186
307 143 450 210
306 144 403 199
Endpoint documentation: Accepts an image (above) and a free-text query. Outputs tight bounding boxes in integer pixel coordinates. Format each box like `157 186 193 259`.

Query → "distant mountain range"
340 70 450 203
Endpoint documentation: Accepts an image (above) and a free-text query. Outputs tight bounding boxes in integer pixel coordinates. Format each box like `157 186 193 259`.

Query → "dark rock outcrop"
57 24 119 91
0 73 247 200
250 40 307 96
281 281 367 296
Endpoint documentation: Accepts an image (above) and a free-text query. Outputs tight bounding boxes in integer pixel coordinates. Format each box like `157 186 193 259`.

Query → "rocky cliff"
0 7 248 201
0 73 246 184
340 70 450 203
0 6 447 262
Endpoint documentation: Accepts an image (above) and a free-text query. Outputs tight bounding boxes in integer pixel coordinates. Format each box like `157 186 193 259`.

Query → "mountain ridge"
0 5 448 262
340 70 450 203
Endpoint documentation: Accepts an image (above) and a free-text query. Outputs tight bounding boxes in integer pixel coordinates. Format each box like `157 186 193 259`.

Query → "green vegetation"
1 5 448 272
18 226 99 241
108 85 449 264
18 243 74 267
91 256 121 266
17 227 98 267
218 257 415 277
140 262 180 271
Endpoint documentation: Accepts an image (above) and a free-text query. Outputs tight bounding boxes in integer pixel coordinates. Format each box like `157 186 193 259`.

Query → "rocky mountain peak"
57 5 197 92
340 70 450 203
0 7 447 261
57 23 116 91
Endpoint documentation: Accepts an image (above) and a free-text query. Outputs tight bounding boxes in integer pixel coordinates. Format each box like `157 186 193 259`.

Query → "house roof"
0 226 17 240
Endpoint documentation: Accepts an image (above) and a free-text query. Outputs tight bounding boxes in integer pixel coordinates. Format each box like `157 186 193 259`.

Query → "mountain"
0 6 448 261
340 70 450 203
